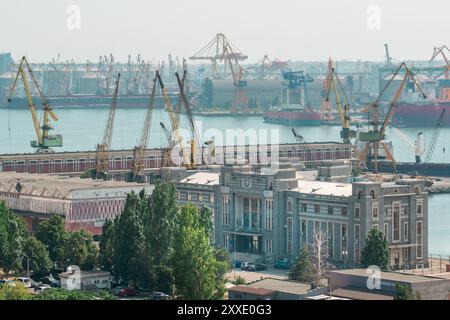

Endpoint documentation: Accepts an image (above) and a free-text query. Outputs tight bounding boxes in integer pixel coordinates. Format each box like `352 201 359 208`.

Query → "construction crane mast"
320 58 334 122
131 75 157 182
358 63 426 172
8 56 63 153
94 73 120 179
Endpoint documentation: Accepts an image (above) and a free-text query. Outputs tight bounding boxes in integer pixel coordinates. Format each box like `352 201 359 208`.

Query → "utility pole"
22 254 30 279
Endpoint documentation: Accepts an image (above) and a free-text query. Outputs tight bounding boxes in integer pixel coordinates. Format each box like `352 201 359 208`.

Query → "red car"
117 287 138 297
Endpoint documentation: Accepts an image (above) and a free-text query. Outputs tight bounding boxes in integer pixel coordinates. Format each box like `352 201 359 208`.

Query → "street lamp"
342 250 348 268
22 254 30 279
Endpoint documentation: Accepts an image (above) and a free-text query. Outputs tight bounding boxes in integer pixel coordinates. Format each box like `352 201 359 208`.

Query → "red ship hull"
393 101 450 127
263 111 322 126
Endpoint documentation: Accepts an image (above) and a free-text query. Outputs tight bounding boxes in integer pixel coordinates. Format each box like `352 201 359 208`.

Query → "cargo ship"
263 107 322 126
392 79 450 127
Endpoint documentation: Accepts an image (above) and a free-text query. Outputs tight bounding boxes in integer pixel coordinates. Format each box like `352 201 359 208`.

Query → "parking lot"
226 267 289 284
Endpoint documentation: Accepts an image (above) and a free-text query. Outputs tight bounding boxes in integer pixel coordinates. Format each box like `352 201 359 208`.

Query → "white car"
34 284 51 293
15 277 32 288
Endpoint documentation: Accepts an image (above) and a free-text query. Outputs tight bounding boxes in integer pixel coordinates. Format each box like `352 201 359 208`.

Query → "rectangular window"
354 224 360 262
314 204 320 214
341 207 348 216
372 224 379 230
287 217 293 255
416 222 423 259
328 206 333 215
222 196 230 225
287 198 293 214
354 206 360 219
265 199 273 231
404 222 408 241
210 193 215 203
223 234 230 248
393 203 400 242
265 239 273 255
372 203 379 221
403 248 409 261
187 192 192 201
417 200 423 217
384 223 389 241
301 203 307 212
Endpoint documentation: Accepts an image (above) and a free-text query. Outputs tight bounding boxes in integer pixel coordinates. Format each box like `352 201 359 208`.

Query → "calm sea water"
0 107 449 256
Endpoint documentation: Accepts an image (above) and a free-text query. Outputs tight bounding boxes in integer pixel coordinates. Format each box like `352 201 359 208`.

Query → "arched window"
357 191 363 199
370 190 375 199
415 187 420 195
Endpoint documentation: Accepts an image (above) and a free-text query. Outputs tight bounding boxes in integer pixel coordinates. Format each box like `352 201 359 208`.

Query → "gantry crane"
156 71 193 169
94 73 121 180
358 63 426 172
130 74 157 182
8 56 63 153
324 68 356 143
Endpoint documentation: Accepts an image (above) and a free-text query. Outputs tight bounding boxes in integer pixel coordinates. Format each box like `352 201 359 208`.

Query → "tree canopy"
361 229 390 270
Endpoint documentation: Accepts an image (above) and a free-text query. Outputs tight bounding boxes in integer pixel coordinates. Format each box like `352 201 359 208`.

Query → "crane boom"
132 75 157 181
8 56 62 152
95 73 120 179
156 71 192 168
424 109 446 164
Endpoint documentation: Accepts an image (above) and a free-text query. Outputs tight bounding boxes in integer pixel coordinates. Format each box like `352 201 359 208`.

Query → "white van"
15 277 32 288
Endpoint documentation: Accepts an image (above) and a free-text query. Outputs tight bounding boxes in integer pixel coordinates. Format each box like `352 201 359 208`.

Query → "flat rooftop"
330 269 447 283
0 172 148 199
248 278 311 295
293 180 353 197
179 172 219 186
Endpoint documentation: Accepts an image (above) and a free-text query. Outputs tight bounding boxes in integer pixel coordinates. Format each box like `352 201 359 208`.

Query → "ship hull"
1 94 177 109
393 102 450 127
263 111 322 126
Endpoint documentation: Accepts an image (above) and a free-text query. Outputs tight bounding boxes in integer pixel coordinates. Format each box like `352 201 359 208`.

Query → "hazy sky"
0 0 448 63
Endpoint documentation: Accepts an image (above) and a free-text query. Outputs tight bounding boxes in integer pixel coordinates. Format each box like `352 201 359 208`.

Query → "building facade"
177 163 428 270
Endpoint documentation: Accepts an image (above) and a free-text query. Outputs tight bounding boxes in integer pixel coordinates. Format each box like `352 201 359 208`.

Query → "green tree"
233 276 246 285
64 230 98 270
0 202 28 273
99 219 116 272
114 192 147 288
0 284 32 300
35 215 67 267
22 236 52 277
395 284 415 300
361 229 390 270
289 245 314 283
171 204 225 299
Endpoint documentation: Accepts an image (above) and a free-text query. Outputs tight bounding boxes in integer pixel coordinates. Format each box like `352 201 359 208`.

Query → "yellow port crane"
94 73 121 180
8 56 63 153
358 63 426 172
155 71 194 169
323 67 355 144
176 70 203 167
131 74 157 182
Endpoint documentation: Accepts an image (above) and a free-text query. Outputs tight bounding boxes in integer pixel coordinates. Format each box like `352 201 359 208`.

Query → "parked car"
37 276 60 288
34 284 51 293
150 291 170 300
243 263 267 271
240 261 251 270
117 287 138 298
274 258 292 269
15 277 32 288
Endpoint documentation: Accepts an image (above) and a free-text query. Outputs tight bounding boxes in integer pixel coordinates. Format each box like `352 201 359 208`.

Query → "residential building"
59 270 112 290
